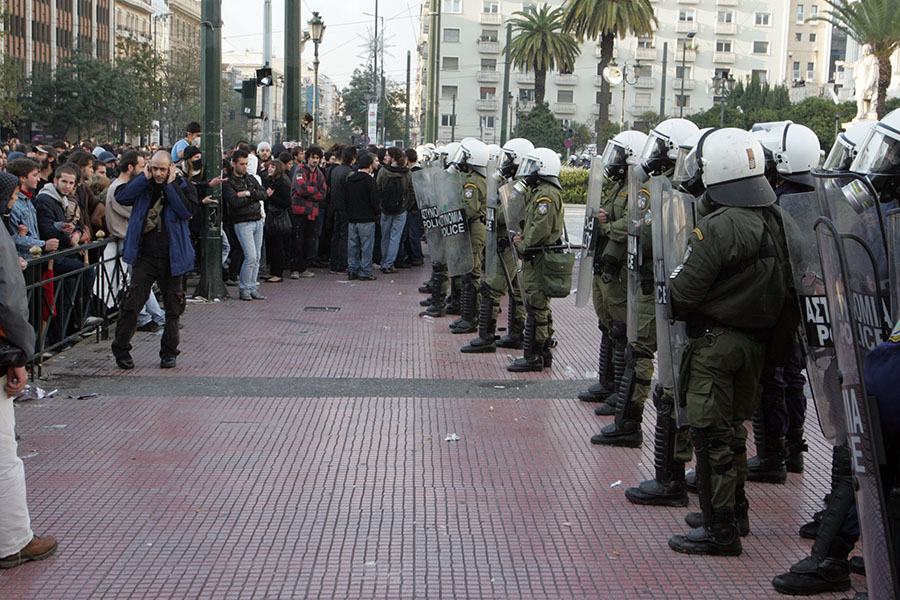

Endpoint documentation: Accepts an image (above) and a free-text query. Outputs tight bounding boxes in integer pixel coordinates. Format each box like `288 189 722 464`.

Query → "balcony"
635 47 657 60
476 98 499 111
672 77 696 90
477 40 501 53
714 51 736 63
716 0 738 4
676 48 698 61
477 70 500 83
715 22 736 34
675 21 697 34
517 100 536 112
516 71 535 84
634 76 656 88
591 104 601 115
555 73 578 85
480 12 502 25
552 102 577 114
677 0 698 3
630 104 654 115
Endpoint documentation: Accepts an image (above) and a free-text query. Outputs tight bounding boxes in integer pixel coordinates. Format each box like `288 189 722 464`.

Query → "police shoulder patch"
643 209 652 225
464 185 475 199
682 244 693 263
537 200 550 215
691 227 704 241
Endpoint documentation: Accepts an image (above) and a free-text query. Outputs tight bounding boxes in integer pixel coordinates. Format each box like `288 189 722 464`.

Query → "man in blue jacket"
111 151 195 370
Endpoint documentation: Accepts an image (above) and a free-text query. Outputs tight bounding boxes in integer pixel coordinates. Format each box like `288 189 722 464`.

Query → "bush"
560 166 588 204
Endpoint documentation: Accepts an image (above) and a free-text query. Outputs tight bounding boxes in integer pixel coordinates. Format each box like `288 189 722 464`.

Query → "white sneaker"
297 271 315 278
290 271 301 280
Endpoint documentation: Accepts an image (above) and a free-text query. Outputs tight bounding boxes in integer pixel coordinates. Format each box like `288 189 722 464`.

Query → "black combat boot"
591 347 644 447
451 277 478 334
541 337 554 368
507 315 543 372
446 279 461 315
578 322 615 403
625 386 688 507
461 292 497 353
669 429 742 557
419 266 447 317
686 469 697 493
784 427 808 474
747 409 787 484
772 471 857 596
684 489 750 537
496 295 524 348
799 445 851 540
595 322 626 416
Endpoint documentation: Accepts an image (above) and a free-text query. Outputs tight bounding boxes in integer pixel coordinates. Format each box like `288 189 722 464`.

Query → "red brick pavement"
0 263 866 599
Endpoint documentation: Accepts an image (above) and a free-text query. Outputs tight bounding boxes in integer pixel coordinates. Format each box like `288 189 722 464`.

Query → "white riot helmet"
674 127 713 189
640 118 700 177
848 107 900 204
682 127 776 209
441 142 460 168
516 147 562 189
823 121 877 173
601 130 648 182
486 143 502 162
449 138 489 176
750 120 820 187
500 138 535 178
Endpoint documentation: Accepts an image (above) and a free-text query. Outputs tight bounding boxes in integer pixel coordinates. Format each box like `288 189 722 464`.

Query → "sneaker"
0 535 58 569
137 322 162 333
83 316 104 327
359 275 378 281
239 290 253 301
297 271 315 278
382 266 399 274
250 290 267 300
289 271 301 280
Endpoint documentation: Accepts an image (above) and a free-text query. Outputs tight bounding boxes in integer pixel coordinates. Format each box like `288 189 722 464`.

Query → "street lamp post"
679 31 696 118
712 73 736 127
308 12 325 145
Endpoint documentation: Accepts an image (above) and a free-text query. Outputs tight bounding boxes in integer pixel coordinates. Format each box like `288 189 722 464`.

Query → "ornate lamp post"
308 11 326 144
712 72 736 127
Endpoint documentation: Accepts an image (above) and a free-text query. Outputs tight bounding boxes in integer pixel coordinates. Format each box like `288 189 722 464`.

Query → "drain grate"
303 306 341 312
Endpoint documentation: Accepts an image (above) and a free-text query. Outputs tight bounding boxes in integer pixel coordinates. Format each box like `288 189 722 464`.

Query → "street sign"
564 139 573 149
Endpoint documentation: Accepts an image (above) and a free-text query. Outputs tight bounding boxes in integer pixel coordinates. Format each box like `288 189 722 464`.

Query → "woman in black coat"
262 159 292 282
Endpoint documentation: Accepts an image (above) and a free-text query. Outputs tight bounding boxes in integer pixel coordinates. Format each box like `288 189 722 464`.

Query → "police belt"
684 313 772 344
523 242 565 260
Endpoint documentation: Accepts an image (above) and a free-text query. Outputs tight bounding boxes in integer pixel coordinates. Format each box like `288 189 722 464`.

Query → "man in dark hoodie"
345 153 379 281
328 147 355 273
376 147 411 274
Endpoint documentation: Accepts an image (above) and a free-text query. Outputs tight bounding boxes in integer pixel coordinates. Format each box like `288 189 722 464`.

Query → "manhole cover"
303 306 341 312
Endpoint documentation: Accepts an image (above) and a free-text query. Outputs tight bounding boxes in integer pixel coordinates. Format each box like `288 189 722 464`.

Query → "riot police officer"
508 148 565 372
666 128 793 556
461 138 533 353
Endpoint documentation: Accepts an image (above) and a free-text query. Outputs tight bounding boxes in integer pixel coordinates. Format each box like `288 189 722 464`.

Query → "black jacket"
223 173 265 223
34 184 78 249
345 170 379 223
0 229 34 365
329 164 353 211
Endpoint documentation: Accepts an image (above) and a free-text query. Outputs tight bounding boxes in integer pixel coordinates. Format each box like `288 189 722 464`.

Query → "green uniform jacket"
669 204 787 330
518 180 563 252
462 172 487 221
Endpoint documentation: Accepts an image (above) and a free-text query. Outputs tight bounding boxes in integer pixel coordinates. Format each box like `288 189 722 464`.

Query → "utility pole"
373 0 379 144
196 0 226 301
285 0 301 141
262 0 272 142
499 22 512 145
424 0 436 142
450 94 456 142
433 6 441 142
658 41 668 119
405 50 410 147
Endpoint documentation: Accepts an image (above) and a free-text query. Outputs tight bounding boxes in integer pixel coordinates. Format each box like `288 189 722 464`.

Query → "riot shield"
413 166 444 263
650 177 693 425
625 166 646 342
780 191 846 444
432 169 474 278
816 217 900 600
887 208 900 321
484 157 501 279
575 156 606 307
499 181 528 301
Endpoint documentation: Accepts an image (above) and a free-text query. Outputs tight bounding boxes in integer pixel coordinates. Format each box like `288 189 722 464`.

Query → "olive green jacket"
462 172 487 221
518 181 563 251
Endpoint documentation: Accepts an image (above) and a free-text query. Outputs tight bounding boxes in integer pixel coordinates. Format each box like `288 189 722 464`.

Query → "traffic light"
242 79 258 118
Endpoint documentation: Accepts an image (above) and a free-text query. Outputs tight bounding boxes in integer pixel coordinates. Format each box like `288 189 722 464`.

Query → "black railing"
23 237 128 375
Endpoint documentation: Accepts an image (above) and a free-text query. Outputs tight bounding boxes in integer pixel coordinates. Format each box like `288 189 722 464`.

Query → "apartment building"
417 0 798 143
5 0 115 78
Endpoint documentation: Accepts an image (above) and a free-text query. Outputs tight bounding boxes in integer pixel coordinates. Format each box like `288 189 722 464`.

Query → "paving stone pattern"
0 261 865 599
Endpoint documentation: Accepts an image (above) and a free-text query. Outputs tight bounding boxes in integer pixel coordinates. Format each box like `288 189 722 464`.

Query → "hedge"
560 166 589 204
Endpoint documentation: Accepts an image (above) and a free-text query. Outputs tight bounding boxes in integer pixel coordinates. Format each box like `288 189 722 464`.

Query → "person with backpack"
375 147 410 274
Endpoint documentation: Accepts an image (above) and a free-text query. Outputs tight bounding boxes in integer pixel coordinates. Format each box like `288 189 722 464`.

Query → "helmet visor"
673 146 693 182
600 141 626 170
851 127 900 175
640 133 668 163
823 138 854 173
515 156 542 179
448 145 469 169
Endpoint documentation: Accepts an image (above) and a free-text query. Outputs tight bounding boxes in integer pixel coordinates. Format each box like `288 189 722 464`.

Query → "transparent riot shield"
887 208 900 321
780 191 846 444
432 168 474 278
575 156 606 307
484 157 501 279
650 177 693 425
499 181 528 300
414 166 444 263
815 216 900 600
625 166 646 342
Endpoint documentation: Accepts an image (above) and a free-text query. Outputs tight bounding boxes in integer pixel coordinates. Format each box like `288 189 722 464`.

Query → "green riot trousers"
630 290 657 409
485 242 525 322
595 270 627 328
521 253 553 342
682 327 765 512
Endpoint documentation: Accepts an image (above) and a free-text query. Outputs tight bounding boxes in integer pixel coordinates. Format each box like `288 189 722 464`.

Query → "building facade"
114 0 154 49
417 0 801 144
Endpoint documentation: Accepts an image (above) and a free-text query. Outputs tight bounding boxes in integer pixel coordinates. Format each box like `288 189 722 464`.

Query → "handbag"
265 207 292 236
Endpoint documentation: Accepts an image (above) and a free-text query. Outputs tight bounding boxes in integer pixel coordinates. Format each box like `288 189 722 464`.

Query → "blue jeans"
380 212 407 269
348 222 375 278
234 219 264 293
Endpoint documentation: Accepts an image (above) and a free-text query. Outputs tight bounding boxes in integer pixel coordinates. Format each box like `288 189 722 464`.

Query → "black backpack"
381 175 405 214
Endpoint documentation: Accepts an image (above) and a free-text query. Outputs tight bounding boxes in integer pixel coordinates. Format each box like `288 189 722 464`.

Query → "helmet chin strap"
697 192 719 217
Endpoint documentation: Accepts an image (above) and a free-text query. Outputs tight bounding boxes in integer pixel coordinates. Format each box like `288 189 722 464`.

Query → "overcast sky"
220 0 422 89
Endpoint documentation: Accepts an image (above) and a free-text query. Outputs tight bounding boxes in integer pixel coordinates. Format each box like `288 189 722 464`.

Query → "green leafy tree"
514 102 565 153
507 4 581 105
568 120 595 152
339 67 405 144
811 0 900 117
562 0 657 125
157 49 201 145
0 13 24 130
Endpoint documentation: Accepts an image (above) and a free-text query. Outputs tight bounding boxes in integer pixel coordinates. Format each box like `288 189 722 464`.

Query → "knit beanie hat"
0 171 20 203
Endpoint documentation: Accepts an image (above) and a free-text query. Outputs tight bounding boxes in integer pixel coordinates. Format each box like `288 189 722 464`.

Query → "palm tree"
811 0 900 117
562 0 657 125
507 4 581 106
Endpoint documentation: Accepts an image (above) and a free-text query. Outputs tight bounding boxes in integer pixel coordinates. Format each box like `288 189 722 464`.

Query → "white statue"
837 44 879 122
